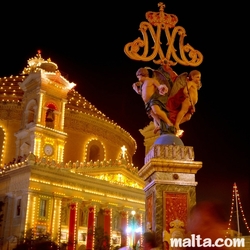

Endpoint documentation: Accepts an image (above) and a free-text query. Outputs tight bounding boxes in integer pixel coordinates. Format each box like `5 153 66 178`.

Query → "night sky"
1 1 249 234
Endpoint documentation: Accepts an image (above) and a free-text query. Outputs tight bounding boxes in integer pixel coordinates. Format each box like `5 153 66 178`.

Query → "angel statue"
133 62 201 137
167 69 202 136
132 67 176 135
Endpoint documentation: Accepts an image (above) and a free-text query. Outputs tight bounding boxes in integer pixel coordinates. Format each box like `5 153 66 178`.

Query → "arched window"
86 140 104 162
45 103 56 128
89 145 100 162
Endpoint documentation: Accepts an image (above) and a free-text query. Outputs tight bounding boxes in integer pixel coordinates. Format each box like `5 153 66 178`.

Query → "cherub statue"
132 68 176 135
147 63 202 136
167 70 202 136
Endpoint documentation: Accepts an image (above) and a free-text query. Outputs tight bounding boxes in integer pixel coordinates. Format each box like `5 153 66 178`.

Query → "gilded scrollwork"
124 2 203 67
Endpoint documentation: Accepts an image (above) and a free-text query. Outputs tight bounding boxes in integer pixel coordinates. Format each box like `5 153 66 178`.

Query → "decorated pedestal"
138 134 202 249
124 2 204 248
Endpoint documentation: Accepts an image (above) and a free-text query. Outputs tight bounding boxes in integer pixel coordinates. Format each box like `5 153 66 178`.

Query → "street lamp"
131 211 136 250
126 211 142 250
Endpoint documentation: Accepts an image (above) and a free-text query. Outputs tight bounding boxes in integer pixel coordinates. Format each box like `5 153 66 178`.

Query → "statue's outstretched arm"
132 82 142 95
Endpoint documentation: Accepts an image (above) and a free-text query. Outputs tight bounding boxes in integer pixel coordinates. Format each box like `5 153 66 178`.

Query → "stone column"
138 144 202 249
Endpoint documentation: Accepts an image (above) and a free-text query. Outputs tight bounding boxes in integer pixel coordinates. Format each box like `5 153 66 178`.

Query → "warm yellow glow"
126 211 129 246
61 99 67 130
84 189 105 196
227 183 250 234
91 199 102 203
34 137 41 157
52 199 56 239
54 192 65 196
121 145 127 159
93 206 96 248
110 209 113 247
0 125 6 167
108 202 118 206
30 187 41 191
58 200 62 244
83 173 143 189
84 138 106 162
31 196 37 233
73 203 78 250
31 178 51 185
24 194 31 238
127 198 144 205
52 182 82 191
30 178 82 191
106 194 126 200
38 92 44 122
36 124 67 135
57 145 62 162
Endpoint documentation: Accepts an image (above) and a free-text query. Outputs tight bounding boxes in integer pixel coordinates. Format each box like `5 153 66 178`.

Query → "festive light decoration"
0 75 25 103
58 199 62 245
84 138 106 162
0 61 137 160
24 194 31 239
0 52 145 250
34 136 41 157
66 89 136 151
0 125 6 167
227 182 250 235
58 144 64 163
121 145 127 159
61 99 67 130
74 203 78 250
31 196 37 236
38 91 44 122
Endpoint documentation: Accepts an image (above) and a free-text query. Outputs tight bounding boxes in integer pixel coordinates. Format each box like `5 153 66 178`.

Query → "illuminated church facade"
0 52 145 250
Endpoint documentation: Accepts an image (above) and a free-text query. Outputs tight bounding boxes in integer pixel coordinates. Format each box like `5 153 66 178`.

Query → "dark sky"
1 1 249 234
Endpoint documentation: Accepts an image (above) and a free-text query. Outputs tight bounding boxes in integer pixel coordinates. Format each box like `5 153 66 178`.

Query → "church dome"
0 52 137 167
0 73 118 124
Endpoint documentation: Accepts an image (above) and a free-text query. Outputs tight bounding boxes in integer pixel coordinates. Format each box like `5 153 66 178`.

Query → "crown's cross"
158 2 165 12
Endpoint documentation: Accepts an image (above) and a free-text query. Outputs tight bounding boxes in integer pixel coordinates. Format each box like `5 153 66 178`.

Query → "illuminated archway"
85 139 105 162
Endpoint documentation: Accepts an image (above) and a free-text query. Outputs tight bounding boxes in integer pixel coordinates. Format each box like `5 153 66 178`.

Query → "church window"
89 145 100 162
87 140 104 162
45 103 56 128
39 199 47 217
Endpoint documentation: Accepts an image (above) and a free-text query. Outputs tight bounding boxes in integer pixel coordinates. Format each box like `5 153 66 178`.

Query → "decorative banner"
120 211 127 247
86 206 95 250
68 203 76 250
163 192 187 250
104 208 111 237
146 194 153 228
164 192 187 232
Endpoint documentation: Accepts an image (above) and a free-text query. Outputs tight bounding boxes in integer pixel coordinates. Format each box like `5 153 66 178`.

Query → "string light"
24 194 31 239
0 125 6 167
227 182 250 235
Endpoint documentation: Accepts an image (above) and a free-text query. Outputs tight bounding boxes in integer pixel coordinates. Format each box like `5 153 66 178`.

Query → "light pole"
131 211 136 250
